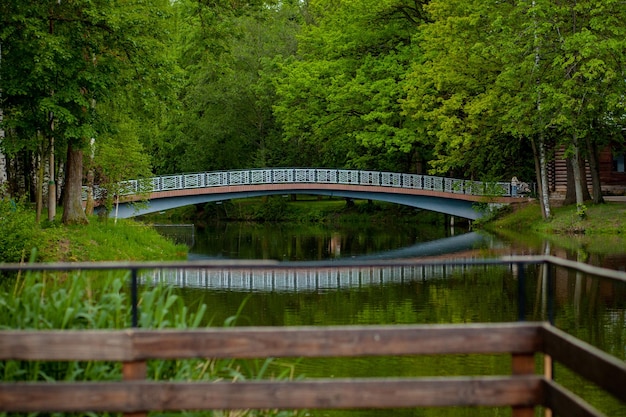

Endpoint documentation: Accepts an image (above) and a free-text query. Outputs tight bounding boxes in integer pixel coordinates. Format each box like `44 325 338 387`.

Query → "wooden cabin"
549 145 626 196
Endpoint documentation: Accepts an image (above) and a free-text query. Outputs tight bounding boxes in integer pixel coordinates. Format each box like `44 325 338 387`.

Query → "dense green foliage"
2 0 625 223
0 199 43 263
273 0 430 170
0 0 181 223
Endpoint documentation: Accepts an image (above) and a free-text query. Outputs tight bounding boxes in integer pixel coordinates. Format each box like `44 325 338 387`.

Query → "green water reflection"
168 261 626 417
150 219 626 416
187 221 467 261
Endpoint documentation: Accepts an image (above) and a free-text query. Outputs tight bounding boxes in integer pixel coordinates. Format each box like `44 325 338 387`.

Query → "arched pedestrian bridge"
102 168 529 220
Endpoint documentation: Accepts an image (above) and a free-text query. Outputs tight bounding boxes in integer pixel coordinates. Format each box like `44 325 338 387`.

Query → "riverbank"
37 218 188 262
20 198 625 263
45 218 188 262
486 201 626 235
0 199 187 262
482 201 626 258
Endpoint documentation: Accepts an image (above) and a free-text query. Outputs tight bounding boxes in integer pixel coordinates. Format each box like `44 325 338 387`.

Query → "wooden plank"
0 330 134 361
0 376 543 412
542 380 606 417
0 324 542 361
130 323 542 360
541 325 626 403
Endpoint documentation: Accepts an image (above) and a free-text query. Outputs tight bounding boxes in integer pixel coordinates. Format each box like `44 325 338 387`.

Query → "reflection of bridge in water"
143 262 496 292
143 232 509 292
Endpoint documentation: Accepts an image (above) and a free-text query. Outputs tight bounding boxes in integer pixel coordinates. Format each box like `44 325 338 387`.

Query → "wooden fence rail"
1 323 625 416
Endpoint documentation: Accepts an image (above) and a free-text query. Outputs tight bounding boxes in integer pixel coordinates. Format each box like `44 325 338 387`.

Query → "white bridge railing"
97 168 519 199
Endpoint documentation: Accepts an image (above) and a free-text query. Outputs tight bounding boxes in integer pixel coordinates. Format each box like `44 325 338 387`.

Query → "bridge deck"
89 168 531 219
138 183 523 203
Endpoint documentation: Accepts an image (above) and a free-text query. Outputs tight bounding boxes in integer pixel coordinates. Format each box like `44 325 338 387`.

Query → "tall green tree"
403 0 626 218
545 0 626 205
164 0 301 173
0 0 178 224
403 0 536 181
274 0 430 172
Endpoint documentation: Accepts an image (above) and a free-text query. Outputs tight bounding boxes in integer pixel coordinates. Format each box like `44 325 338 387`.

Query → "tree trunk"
539 137 551 219
48 134 56 221
84 138 96 216
0 150 6 190
570 137 584 211
0 44 5 189
564 157 576 205
531 134 551 219
0 109 7 188
84 168 95 216
61 143 88 225
577 150 592 202
564 153 591 205
585 134 604 204
528 0 550 219
36 150 43 223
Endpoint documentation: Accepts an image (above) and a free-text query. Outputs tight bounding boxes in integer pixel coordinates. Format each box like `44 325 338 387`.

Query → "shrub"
255 196 294 222
0 199 42 263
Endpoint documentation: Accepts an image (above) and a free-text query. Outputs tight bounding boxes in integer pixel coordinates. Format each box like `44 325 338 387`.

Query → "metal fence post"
517 262 526 321
546 262 554 325
131 268 138 328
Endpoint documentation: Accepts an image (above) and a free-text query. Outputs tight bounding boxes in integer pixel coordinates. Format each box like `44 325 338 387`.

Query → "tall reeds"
0 271 301 417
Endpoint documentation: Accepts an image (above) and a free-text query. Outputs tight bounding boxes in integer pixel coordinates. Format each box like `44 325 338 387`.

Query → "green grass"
38 217 188 262
484 201 626 256
538 202 626 235
0 199 187 263
488 201 626 235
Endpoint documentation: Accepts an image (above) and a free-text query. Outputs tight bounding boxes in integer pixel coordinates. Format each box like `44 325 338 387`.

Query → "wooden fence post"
512 353 536 417
544 354 553 417
123 360 147 417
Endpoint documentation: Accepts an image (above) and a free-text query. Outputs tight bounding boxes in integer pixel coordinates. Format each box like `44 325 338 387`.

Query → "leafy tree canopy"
274 0 431 172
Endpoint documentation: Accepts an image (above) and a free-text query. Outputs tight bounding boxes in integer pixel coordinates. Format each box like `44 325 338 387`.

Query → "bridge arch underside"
113 188 488 220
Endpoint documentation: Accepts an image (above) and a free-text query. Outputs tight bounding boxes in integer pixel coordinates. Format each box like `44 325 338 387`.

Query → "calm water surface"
152 219 626 416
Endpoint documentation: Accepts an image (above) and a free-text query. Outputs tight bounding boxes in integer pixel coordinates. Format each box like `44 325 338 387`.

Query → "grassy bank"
0 199 187 262
487 201 626 235
38 218 188 262
483 201 626 256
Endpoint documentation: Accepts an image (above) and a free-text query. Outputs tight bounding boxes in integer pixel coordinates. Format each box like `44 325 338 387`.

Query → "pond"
149 218 626 416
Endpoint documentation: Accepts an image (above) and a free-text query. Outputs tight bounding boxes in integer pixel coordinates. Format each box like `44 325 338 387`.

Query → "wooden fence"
1 322 625 416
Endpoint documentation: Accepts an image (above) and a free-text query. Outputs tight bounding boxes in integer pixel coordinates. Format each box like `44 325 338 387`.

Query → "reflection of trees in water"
328 233 342 257
189 221 465 261
151 224 196 248
168 260 626 415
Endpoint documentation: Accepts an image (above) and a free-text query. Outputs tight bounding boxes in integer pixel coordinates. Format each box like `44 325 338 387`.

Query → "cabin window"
613 153 625 173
